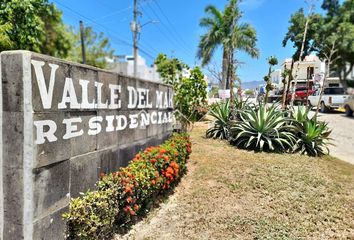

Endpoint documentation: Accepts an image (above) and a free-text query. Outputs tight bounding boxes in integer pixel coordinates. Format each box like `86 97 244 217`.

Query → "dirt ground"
114 122 354 240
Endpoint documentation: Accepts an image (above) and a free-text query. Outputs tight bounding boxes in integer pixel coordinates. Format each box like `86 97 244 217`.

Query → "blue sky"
52 0 324 83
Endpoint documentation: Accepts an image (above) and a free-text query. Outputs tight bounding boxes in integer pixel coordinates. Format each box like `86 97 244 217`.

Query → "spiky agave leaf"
206 101 230 139
293 119 332 157
229 104 297 152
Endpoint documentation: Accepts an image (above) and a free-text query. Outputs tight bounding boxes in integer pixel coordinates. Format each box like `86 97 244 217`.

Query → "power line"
92 6 132 21
53 0 131 46
152 0 194 51
53 0 156 60
142 1 194 58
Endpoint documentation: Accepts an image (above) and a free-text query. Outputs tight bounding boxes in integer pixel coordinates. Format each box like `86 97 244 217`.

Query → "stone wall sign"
0 51 173 240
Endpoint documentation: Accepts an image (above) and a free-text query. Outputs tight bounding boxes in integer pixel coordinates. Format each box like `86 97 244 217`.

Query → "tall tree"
283 5 321 106
285 0 354 85
0 0 71 57
335 0 354 82
197 0 259 90
66 26 114 69
197 3 229 89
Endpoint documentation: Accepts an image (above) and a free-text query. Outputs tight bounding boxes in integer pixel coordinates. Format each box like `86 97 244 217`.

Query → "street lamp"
131 16 159 78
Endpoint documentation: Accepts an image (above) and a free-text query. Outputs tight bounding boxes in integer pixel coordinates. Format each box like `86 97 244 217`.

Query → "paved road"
311 110 354 165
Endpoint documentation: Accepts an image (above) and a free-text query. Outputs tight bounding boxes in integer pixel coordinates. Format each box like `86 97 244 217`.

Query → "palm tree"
197 4 228 89
197 0 259 90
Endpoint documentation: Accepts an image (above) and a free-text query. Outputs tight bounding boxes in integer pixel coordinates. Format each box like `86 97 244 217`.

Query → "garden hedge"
62 134 192 240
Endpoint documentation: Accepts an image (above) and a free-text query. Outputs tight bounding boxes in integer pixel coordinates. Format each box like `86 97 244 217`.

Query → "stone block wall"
0 51 173 240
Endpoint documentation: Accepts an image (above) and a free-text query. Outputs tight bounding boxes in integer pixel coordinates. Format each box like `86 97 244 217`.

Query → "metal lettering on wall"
31 60 173 145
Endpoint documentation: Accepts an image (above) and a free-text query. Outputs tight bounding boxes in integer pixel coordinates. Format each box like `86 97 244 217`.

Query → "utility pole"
132 0 138 78
79 20 86 64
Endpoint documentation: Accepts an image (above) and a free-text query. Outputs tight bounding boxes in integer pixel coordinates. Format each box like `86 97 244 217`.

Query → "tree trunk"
305 67 310 108
222 48 229 89
229 50 235 120
284 60 294 108
290 4 314 107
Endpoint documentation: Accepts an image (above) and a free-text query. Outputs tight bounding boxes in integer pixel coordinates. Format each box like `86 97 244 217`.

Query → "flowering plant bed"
63 134 191 240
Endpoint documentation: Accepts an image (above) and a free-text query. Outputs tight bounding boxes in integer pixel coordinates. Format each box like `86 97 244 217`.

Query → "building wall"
109 55 162 83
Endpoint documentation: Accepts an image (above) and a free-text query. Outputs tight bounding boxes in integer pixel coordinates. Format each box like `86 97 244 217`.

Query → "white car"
308 87 348 113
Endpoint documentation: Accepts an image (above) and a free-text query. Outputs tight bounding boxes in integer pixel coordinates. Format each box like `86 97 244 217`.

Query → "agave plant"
206 101 230 139
293 118 332 157
229 104 297 152
233 97 254 119
290 105 311 123
288 106 332 157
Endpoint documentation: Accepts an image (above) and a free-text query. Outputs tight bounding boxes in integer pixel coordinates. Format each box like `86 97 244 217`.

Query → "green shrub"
63 134 192 239
229 104 297 152
63 189 118 240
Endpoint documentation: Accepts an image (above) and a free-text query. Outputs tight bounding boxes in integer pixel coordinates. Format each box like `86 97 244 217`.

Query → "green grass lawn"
114 122 354 240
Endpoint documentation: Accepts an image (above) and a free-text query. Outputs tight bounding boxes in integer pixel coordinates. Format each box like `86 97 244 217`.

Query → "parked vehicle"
343 95 354 117
287 87 315 104
308 87 348 113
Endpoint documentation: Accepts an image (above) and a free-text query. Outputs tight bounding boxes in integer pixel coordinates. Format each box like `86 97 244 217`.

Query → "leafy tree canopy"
154 53 188 86
66 26 114 69
284 0 354 80
174 67 208 123
0 0 71 57
282 8 323 61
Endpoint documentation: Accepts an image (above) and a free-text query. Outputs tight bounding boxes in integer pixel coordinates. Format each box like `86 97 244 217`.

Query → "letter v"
31 60 59 109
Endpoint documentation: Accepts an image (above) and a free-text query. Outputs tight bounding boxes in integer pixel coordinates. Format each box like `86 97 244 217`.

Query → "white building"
108 55 162 83
270 69 282 86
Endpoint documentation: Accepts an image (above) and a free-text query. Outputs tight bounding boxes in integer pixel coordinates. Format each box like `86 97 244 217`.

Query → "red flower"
151 158 157 164
123 206 131 213
129 210 136 216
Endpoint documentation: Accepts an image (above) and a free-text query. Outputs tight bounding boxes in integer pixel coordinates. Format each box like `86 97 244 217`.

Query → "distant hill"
241 81 264 90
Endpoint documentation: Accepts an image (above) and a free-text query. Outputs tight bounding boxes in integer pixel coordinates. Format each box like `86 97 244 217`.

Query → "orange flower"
127 196 133 203
133 204 140 211
159 149 167 154
151 179 156 185
166 167 174 174
164 156 169 161
124 186 133 194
